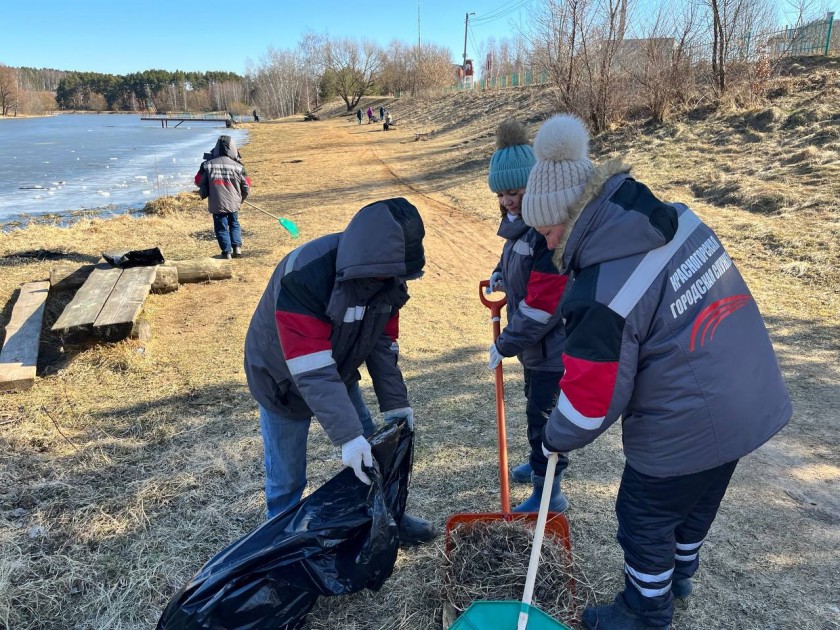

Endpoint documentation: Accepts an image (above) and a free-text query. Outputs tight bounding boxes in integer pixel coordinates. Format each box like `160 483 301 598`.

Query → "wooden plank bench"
0 281 50 391
52 264 157 341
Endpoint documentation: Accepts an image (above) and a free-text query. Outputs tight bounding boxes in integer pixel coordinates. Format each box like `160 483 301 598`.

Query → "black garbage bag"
102 247 165 268
157 419 413 630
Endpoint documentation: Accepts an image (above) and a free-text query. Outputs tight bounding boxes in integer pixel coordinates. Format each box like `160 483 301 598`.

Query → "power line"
471 0 529 25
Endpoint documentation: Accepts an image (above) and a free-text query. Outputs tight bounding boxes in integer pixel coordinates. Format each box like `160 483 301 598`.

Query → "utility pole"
462 12 475 73
418 0 421 49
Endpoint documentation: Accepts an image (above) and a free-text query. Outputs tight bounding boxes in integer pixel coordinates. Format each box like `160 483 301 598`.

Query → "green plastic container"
449 601 572 630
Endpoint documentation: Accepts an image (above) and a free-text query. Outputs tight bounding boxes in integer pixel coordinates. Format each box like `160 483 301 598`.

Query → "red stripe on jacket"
275 311 332 360
384 312 399 342
194 171 202 186
560 354 619 418
525 272 568 315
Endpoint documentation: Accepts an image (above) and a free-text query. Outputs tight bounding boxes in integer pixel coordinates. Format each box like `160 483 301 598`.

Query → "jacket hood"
336 198 426 281
554 159 677 272
211 135 240 160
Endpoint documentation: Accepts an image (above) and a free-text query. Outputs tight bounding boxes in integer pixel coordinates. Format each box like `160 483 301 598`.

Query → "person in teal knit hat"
484 119 572 513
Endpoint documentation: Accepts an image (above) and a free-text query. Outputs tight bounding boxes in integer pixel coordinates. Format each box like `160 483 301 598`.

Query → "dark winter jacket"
243 198 425 446
194 136 250 215
543 160 791 477
492 216 568 371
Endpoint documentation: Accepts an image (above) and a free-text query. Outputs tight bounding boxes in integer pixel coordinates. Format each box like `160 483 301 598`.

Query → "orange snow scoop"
444 280 571 551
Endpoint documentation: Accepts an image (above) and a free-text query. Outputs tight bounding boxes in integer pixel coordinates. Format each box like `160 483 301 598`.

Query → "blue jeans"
212 211 241 254
259 381 376 519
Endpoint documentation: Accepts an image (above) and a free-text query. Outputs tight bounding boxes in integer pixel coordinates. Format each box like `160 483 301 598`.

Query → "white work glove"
488 343 504 370
485 271 504 294
341 435 373 485
383 406 414 430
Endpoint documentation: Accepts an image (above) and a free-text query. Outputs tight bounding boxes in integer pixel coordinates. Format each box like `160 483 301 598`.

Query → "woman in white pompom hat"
521 114 791 629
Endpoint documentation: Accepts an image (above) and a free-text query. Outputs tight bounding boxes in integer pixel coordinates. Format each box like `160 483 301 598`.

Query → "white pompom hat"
522 114 594 228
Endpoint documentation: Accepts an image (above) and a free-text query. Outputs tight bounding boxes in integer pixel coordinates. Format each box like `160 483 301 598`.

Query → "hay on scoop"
443 520 594 626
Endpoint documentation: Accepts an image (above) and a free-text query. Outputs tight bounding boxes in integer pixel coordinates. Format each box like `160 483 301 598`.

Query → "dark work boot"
221 251 232 260
232 245 242 258
511 460 533 484
672 578 692 600
398 513 438 547
512 472 568 513
582 594 669 629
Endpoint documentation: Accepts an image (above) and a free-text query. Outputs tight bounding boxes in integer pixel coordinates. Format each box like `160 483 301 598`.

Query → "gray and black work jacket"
542 161 792 477
195 137 250 215
492 216 569 372
244 198 425 446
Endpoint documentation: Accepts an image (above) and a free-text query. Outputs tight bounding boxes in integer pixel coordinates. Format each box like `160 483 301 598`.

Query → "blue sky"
1 0 533 75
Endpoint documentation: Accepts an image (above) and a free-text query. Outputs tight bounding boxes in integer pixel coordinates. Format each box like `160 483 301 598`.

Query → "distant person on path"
243 198 438 546
356 109 363 125
383 111 393 131
484 119 570 513
367 106 374 123
519 114 792 629
194 135 250 259
252 109 260 122
379 105 385 120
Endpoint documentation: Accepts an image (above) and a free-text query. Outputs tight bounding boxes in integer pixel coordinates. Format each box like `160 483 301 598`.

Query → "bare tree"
527 0 586 114
323 37 383 111
0 65 19 116
247 48 305 118
623 2 699 122
380 41 414 96
415 43 459 92
298 31 326 111
701 0 776 93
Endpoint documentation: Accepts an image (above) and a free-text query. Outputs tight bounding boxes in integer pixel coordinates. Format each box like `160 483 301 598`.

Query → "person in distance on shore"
194 135 249 259
519 114 791 629
243 197 437 546
484 119 571 513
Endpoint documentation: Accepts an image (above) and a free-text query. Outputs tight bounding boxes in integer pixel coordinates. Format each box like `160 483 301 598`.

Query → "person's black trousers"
615 458 739 627
523 367 569 478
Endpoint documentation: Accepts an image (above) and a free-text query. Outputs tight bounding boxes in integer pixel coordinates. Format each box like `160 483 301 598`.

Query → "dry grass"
1 57 839 630
443 520 595 626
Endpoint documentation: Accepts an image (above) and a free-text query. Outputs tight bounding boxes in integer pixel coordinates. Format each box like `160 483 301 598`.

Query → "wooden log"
50 258 230 291
52 266 122 334
0 281 50 392
170 258 232 284
151 265 179 294
93 266 157 341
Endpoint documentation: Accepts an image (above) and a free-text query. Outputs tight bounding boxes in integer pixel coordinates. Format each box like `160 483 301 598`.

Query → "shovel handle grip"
479 280 507 315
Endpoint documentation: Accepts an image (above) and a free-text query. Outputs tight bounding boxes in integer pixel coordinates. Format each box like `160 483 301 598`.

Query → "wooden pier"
141 113 231 128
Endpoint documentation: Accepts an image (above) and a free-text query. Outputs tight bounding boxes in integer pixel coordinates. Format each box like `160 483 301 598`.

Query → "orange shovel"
445 280 571 551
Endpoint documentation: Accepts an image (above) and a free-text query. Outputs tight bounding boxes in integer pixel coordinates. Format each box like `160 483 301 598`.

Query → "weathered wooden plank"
0 281 50 391
52 265 122 333
93 266 157 341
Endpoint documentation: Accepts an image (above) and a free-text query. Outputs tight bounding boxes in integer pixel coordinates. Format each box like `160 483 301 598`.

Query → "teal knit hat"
488 119 535 193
